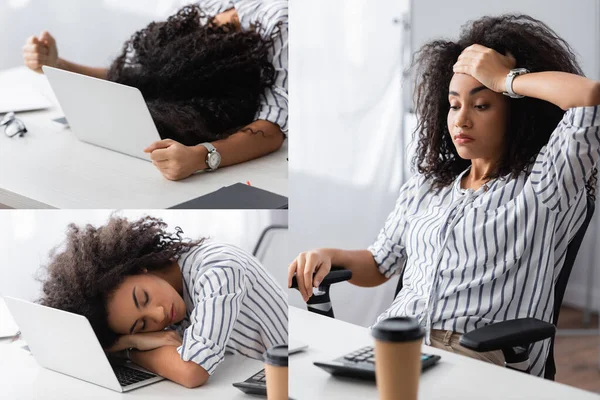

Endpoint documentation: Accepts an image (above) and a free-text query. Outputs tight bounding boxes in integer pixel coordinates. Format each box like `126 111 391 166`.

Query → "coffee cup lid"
263 344 288 367
371 317 424 342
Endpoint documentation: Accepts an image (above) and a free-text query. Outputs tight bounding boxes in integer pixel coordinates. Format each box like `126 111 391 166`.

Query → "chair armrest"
290 266 352 289
459 318 556 352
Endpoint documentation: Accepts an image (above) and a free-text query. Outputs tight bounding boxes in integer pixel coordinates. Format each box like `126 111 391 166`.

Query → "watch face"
208 151 221 169
512 68 529 75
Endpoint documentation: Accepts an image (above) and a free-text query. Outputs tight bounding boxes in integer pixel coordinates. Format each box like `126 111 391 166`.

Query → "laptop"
314 345 441 380
3 296 164 392
232 337 308 396
42 66 161 162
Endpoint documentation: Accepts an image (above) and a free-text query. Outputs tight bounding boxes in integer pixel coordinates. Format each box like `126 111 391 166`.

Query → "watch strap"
503 68 528 99
200 142 216 154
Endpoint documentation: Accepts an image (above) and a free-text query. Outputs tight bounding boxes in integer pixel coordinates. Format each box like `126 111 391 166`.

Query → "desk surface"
289 306 600 400
0 67 287 209
0 298 264 399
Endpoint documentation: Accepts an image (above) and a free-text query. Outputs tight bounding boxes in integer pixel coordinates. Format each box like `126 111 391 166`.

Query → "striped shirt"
196 0 289 134
368 105 600 376
174 240 288 375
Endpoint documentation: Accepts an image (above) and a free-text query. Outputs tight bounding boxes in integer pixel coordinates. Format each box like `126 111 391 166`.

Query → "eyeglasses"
1 112 27 138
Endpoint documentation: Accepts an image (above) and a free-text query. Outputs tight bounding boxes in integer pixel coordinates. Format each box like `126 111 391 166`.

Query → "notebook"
169 183 288 209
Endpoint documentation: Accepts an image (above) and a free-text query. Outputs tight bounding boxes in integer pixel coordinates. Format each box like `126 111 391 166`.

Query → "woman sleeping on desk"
22 1 288 181
38 215 288 388
288 14 600 378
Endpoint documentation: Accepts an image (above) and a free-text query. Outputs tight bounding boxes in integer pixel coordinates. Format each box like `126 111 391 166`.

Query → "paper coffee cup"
372 317 424 400
263 344 289 400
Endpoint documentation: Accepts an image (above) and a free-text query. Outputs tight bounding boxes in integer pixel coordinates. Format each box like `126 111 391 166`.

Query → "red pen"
246 181 252 186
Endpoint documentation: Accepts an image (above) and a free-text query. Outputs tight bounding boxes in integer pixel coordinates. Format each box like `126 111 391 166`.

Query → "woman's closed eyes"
130 287 150 334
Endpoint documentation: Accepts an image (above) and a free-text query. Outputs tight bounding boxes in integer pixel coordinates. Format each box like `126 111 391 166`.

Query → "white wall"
0 210 287 302
0 0 192 70
412 0 600 80
411 0 600 312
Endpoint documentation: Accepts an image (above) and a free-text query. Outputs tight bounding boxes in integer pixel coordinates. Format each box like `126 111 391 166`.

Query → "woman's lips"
454 133 474 144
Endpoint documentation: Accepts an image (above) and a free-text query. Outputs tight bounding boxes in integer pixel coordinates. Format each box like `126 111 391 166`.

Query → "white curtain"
288 0 410 326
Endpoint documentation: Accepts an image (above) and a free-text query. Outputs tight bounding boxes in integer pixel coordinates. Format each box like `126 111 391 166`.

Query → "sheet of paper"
0 83 51 114
0 297 20 338
289 336 308 354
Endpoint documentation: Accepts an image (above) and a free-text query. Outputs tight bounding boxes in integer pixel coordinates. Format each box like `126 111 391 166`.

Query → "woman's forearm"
130 346 209 388
512 71 600 110
56 58 108 79
190 119 285 170
328 249 389 287
104 334 135 353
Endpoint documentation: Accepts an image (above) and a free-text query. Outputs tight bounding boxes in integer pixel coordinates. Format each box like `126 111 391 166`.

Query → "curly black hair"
107 5 277 146
412 13 597 198
37 215 203 348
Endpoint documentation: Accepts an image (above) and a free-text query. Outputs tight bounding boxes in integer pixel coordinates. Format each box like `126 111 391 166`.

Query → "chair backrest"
252 224 289 258
545 196 595 379
392 196 596 380
252 224 289 292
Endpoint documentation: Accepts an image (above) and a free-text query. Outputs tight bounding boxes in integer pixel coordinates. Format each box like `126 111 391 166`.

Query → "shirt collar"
453 166 501 196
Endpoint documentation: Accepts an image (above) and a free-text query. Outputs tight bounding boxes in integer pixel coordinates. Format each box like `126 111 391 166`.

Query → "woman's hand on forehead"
453 44 517 93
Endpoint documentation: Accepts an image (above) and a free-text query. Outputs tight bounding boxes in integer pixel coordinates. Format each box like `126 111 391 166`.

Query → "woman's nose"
150 306 166 324
454 108 471 128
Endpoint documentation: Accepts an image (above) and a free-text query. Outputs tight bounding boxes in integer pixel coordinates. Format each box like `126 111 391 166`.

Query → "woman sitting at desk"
38 215 287 388
22 0 288 181
288 14 600 377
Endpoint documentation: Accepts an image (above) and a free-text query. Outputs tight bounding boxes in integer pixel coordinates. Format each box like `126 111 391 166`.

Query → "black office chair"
291 196 595 380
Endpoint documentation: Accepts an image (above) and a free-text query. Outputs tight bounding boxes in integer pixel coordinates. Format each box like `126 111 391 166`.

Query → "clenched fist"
145 139 207 181
22 31 59 73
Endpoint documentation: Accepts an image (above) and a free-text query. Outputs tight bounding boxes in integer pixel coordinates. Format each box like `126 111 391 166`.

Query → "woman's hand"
453 44 517 93
22 31 59 73
144 139 206 181
288 249 333 302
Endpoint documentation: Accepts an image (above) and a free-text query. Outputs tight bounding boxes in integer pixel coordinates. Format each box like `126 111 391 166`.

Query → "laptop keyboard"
113 364 157 387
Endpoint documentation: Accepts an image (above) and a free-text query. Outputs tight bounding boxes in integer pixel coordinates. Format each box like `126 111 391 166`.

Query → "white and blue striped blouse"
174 240 288 375
196 0 288 134
369 105 600 376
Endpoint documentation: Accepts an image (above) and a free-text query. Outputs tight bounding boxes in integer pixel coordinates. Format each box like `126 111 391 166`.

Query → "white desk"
0 67 287 209
289 307 600 400
0 299 265 399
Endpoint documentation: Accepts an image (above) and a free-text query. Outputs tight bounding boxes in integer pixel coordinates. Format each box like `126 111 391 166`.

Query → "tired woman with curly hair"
39 215 287 388
22 0 288 180
289 14 600 378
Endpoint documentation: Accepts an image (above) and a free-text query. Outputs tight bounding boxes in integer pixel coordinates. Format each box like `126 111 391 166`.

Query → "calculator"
313 345 441 380
232 368 267 396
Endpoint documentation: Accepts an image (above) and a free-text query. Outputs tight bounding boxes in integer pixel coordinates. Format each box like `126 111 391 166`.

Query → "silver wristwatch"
199 142 221 171
503 68 529 99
